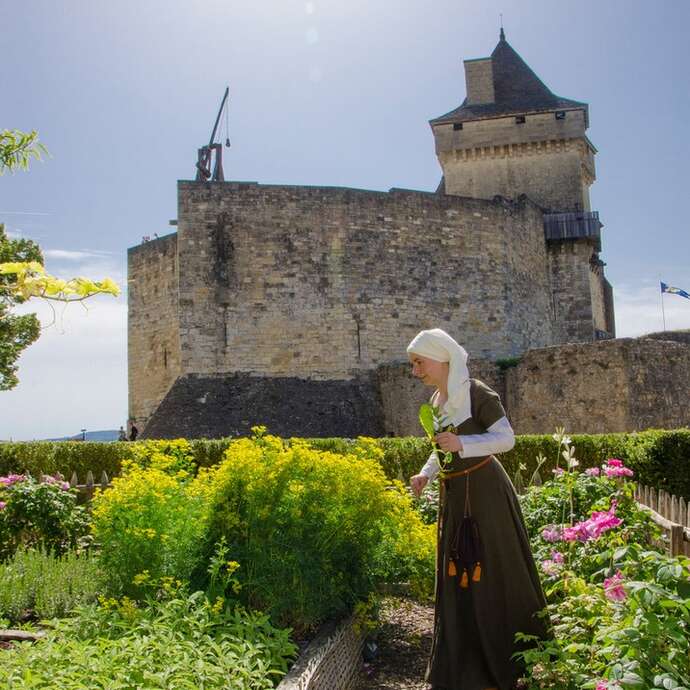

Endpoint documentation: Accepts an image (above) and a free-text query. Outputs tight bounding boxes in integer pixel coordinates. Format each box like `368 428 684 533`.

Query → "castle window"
453 122 463 131
515 115 526 124
555 111 566 120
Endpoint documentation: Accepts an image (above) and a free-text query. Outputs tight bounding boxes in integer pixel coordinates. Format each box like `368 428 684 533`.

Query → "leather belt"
440 455 492 481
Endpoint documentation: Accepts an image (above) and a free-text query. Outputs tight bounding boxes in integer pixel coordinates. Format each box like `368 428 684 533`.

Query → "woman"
407 328 548 690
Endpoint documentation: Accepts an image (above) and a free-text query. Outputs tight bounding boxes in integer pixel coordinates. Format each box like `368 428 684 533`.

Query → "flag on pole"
660 282 690 300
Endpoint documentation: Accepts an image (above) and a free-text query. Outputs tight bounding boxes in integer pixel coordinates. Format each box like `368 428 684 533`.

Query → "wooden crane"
195 87 230 182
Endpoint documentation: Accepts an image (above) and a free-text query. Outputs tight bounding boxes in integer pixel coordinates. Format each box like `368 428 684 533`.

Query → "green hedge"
1 430 689 499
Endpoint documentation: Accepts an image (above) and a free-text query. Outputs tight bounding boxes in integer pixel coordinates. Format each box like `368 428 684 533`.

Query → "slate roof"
430 31 588 126
142 372 385 439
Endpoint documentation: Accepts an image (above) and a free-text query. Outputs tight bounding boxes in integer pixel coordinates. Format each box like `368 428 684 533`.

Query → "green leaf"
418 403 436 439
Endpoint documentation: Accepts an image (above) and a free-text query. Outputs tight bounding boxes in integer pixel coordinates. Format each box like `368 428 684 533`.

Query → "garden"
0 428 688 689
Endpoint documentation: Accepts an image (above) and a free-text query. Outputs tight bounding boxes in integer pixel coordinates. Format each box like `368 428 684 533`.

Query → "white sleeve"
419 449 440 482
459 416 515 458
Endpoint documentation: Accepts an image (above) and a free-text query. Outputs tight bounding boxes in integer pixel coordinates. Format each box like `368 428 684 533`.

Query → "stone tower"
430 30 614 343
430 29 595 213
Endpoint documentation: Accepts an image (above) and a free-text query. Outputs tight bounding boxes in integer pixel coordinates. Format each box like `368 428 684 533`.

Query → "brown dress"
426 380 548 690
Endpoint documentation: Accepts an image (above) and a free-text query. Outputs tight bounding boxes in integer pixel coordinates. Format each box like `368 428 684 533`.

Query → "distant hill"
48 429 121 442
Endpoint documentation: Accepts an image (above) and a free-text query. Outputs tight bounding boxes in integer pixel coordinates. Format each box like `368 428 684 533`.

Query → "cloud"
0 297 127 441
43 248 115 261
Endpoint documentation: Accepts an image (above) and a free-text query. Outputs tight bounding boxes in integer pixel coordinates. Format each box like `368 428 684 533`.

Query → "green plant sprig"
418 403 454 470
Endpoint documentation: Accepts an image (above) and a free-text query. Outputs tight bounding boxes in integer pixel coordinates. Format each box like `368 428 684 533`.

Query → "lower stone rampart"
141 336 690 440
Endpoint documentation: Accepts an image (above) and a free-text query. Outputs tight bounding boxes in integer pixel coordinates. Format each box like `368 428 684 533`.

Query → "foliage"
515 455 690 690
2 429 689 499
197 431 435 633
0 129 46 174
0 260 120 303
0 546 102 622
0 223 42 390
0 472 90 560
91 453 214 597
0 587 297 689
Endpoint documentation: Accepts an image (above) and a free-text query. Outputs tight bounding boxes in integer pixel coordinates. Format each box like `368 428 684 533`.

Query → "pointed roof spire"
430 33 588 126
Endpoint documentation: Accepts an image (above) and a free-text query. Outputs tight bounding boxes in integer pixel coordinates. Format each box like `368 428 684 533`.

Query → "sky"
1 0 689 440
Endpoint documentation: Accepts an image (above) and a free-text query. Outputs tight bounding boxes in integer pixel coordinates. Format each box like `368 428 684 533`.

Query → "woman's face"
409 353 449 388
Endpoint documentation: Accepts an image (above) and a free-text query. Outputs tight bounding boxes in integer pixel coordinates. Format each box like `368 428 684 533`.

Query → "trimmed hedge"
1 430 689 499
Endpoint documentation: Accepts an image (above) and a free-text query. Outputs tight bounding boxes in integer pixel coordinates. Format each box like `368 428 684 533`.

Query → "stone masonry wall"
378 337 690 438
433 111 594 212
505 339 690 434
175 182 556 382
127 233 181 427
547 239 596 343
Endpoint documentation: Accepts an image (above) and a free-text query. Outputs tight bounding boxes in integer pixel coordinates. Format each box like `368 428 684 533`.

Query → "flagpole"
661 282 667 331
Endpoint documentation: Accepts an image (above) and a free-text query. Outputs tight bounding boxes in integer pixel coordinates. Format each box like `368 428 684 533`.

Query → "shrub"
516 459 690 689
0 588 296 689
198 432 435 633
0 473 90 560
0 547 102 621
2 430 690 499
91 455 214 597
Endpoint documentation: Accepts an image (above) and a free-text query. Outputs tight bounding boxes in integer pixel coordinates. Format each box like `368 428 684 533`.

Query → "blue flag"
661 281 690 300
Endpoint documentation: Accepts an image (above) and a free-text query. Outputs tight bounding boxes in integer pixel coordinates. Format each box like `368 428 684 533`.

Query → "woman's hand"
434 432 463 453
410 474 429 498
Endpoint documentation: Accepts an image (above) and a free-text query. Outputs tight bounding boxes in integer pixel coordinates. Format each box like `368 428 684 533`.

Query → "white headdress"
406 328 471 425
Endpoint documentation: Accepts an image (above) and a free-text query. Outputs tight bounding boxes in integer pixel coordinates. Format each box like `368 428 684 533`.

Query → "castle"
128 31 634 439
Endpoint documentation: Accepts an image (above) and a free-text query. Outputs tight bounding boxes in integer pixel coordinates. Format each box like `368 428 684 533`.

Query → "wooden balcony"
544 211 602 251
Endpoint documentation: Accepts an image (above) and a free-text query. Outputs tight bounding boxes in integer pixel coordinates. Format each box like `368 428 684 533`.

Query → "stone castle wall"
174 181 556 381
128 233 181 425
547 239 597 343
378 337 690 439
433 111 594 212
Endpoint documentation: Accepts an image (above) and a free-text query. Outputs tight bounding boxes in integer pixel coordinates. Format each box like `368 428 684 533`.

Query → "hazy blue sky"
1 0 689 439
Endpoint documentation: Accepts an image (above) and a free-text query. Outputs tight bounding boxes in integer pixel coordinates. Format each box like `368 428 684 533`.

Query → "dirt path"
354 596 434 690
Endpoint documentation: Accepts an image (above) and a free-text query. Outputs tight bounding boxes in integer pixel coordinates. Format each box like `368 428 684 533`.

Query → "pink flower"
603 459 634 478
604 570 627 602
585 467 600 477
0 501 6 510
551 551 564 564
541 525 562 542
559 502 623 543
0 474 26 487
552 467 565 476
595 683 608 690
541 559 560 576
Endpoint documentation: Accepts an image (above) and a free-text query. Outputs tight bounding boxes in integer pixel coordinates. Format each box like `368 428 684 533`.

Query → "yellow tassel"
460 570 469 588
448 560 457 577
472 563 482 582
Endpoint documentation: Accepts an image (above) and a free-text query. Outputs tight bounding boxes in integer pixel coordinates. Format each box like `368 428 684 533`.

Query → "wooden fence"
64 470 110 503
635 484 690 557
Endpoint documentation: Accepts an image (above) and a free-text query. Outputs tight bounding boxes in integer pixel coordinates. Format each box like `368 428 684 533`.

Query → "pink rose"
604 570 627 602
585 467 600 477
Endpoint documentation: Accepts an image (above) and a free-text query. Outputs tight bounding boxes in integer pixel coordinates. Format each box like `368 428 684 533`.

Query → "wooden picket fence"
635 484 690 557
64 470 111 503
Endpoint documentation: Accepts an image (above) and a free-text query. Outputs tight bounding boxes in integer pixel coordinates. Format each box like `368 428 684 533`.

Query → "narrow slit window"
515 115 526 124
555 111 566 120
453 122 463 131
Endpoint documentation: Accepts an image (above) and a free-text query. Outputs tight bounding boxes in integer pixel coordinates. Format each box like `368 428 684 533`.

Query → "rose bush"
0 473 90 559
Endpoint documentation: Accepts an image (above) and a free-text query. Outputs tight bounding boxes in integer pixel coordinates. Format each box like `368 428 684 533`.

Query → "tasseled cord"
447 473 483 588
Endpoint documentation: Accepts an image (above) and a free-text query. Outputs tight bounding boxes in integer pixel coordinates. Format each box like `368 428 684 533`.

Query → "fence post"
100 470 109 488
85 470 95 503
670 525 684 557
70 472 79 488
